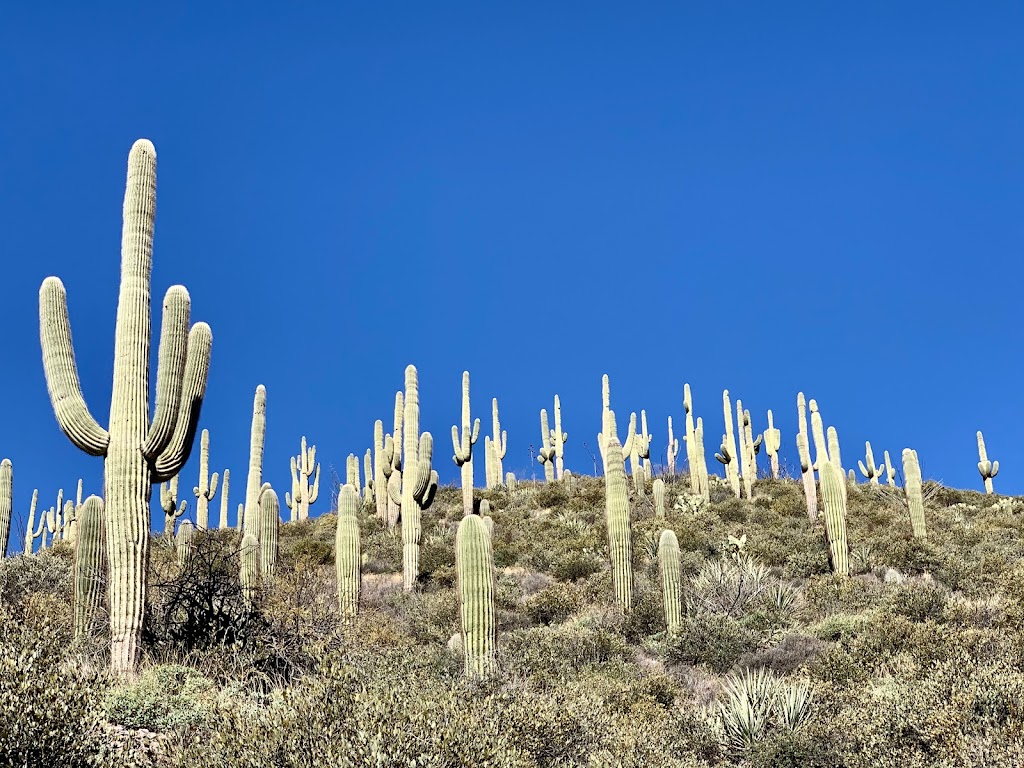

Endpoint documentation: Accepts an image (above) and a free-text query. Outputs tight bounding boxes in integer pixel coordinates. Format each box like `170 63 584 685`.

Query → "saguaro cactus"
683 384 698 492
658 529 683 635
796 393 817 520
639 410 653 482
489 398 508 489
538 409 556 483
694 417 710 503
667 416 679 476
721 391 740 497
456 514 496 680
218 469 230 529
0 460 11 558
604 410 633 613
243 386 267 534
286 437 319 522
346 453 360 495
335 484 361 622
74 495 106 639
381 392 404 527
819 461 850 577
160 475 187 538
883 450 896 487
258 484 280 578
976 431 999 495
653 477 666 518
39 140 212 674
62 500 77 546
858 441 883 484
764 410 781 480
192 429 219 529
175 520 194 566
23 489 39 554
809 399 828 471
240 533 260 609
363 449 374 505
451 371 481 516
549 395 568 481
903 448 927 540
386 365 439 591
373 420 388 519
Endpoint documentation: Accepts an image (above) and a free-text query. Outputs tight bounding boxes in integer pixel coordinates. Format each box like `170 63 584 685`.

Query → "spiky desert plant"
764 411 781 480
667 416 679 476
175 520 194 566
550 395 568 481
721 390 741 497
192 429 219 529
286 437 319 522
73 495 106 639
386 365 439 592
451 371 481 516
363 449 374 505
335 484 361 622
257 483 280 579
819 461 849 576
976 431 999 494
23 489 39 554
456 514 497 680
694 417 710 503
537 409 556 483
218 469 230 529
490 401 509 487
243 385 267 534
39 140 212 675
653 478 666 519
0 460 11 557
858 441 883 484
62 500 77 546
796 393 817 520
903 448 927 539
382 391 404 527
240 533 260 609
160 474 187 538
658 529 683 634
604 410 633 613
373 420 388 519
883 450 896 487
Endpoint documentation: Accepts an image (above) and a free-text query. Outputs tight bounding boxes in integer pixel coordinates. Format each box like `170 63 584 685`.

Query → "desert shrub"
667 613 762 673
0 547 74 609
102 663 216 731
885 580 948 623
716 498 748 523
737 633 826 675
533 482 570 510
550 548 605 581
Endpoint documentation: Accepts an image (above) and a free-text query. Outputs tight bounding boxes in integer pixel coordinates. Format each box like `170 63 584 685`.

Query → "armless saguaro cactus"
39 139 212 675
490 398 507 489
653 478 666 519
819 461 850 577
175 520 194 566
451 371 481 516
551 395 568 481
258 484 280 578
456 514 496 680
386 365 439 591
0 460 11 558
883 450 896 487
74 495 106 639
243 386 267 534
796 393 817 520
903 448 927 540
764 410 781 480
192 429 219 529
694 417 710 503
976 431 999 495
658 529 683 635
335 484 361 623
363 449 374 505
218 469 230 529
240 533 260 609
537 409 556 483
604 410 633 613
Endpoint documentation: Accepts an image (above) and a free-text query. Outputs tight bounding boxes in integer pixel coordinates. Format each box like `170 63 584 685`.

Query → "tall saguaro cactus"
286 437 319 522
0 460 11 558
74 495 107 638
604 410 633 613
551 395 568 481
683 384 698 492
363 449 374 505
976 431 999 494
658 529 683 635
819 461 850 577
456 514 497 680
721 391 740 497
694 417 710 503
39 139 212 675
258 484 280 578
192 429 219 529
243 386 267 535
903 448 927 540
489 398 508 489
335 484 361 622
639 410 652 481
373 420 388 519
537 409 556 482
382 392 404 527
218 469 230 529
764 411 781 480
667 416 679 476
451 371 481 516
796 393 817 520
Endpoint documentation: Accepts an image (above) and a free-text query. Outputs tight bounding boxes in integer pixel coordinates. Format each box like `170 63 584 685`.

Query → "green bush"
102 664 216 731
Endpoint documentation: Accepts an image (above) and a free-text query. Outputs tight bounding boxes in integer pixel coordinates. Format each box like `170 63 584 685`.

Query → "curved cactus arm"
208 472 219 498
152 323 212 481
307 462 320 505
387 469 403 506
140 286 190 459
38 277 110 456
382 434 395 477
420 470 439 510
413 432 435 499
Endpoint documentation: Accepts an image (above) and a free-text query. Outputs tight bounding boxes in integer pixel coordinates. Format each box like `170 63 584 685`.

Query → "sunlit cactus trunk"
218 469 230 529
903 448 927 540
658 529 682 634
286 437 319 521
456 514 496 679
363 449 374 505
976 431 999 495
335 484 361 622
604 410 633 613
373 420 388 519
667 416 679 477
819 461 849 576
0 460 11 557
551 395 567 481
451 371 481 516
240 533 260 609
764 410 781 480
192 429 219 529
74 496 106 639
385 391 404 528
652 478 665 518
23 489 39 554
243 386 266 534
721 391 740 498
38 140 211 675
796 393 817 520
490 398 507 489
175 520 194 566
538 409 556 482
258 485 280 578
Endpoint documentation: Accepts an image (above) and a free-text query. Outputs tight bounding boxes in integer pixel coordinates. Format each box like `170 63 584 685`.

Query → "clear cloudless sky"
1 2 1021 552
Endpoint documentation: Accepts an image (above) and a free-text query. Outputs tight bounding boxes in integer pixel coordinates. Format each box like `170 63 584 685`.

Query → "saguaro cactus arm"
139 286 191 459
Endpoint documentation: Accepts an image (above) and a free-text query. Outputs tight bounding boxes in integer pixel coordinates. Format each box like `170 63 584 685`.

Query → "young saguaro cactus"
160 474 187 538
667 416 679 477
658 529 683 635
218 469 230 529
175 520 194 566
192 429 219 529
373 420 388 519
976 431 999 495
604 410 633 613
903 448 927 540
538 409 556 483
286 437 320 522
796 393 818 521
764 410 781 480
258 484 280 579
858 441 884 484
551 395 568 481
240 533 260 609
456 513 497 680
489 398 508 489
74 495 107 639
720 391 741 498
23 489 40 554
0 460 11 558
653 478 666 519
819 461 850 577
386 365 439 592
451 371 481 517
243 386 267 534
883 450 896 487
335 484 361 623
39 140 212 675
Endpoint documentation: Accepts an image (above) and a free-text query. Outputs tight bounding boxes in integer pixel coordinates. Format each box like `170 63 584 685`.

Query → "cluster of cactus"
903 448 927 539
285 436 319 522
456 513 496 679
39 139 213 675
335 484 361 622
192 429 219 529
451 371 481 516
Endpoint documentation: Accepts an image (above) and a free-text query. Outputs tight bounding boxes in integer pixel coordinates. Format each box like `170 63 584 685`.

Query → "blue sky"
1 3 1021 550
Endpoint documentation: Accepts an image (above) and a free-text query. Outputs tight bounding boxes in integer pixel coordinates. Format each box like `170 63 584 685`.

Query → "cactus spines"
160 474 187 537
667 416 679 476
240 533 260 608
796 394 818 520
386 365 439 591
604 410 633 613
218 469 230 529
819 461 850 577
288 437 320 522
73 495 106 638
451 371 481 516
976 431 999 494
456 514 497 680
39 140 213 675
883 450 896 487
192 429 219 529
721 391 740 497
24 489 39 553
490 398 508 489
334 484 361 622
903 448 927 540
0 460 10 557
243 385 267 535
653 477 666 519
551 395 568 481
175 519 194 566
858 441 884 484
658 529 683 635
537 409 557 483
258 485 280 579
764 410 781 480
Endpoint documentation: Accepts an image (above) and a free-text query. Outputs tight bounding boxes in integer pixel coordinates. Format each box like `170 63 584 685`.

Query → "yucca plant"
716 667 813 755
